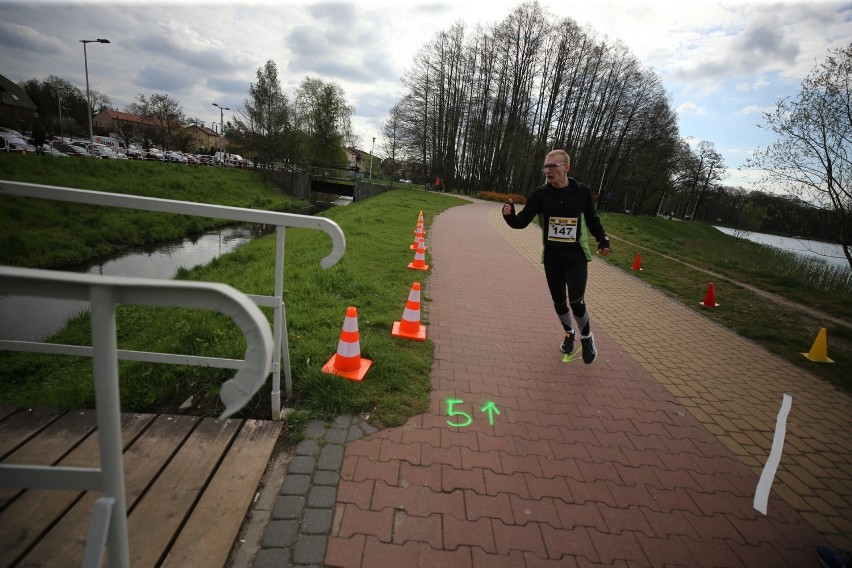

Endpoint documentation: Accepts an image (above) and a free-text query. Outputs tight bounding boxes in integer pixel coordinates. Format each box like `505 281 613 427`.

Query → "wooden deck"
0 405 282 567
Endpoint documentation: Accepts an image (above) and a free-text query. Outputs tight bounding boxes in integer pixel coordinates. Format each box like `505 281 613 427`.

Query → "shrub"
475 191 526 204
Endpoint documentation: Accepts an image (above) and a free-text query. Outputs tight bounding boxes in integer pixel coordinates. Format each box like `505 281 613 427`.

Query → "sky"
1 0 850 188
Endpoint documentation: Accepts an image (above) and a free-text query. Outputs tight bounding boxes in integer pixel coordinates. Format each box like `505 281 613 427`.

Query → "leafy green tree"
747 42 852 269
19 76 88 138
292 77 354 166
231 60 291 169
135 93 188 151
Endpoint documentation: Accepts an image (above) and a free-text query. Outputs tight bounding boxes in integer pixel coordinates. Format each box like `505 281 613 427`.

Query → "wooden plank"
161 419 282 568
0 407 66 459
19 414 200 567
127 417 241 567
0 409 95 509
0 413 156 568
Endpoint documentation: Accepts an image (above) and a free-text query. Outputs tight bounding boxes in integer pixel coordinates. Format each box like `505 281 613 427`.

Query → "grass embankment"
0 157 464 425
597 212 851 392
0 154 306 267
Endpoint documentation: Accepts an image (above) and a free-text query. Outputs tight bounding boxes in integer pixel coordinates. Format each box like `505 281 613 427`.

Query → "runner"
502 149 611 364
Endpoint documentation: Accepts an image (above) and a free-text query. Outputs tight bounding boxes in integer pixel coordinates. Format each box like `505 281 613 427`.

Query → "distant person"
434 177 443 192
32 122 46 155
502 149 611 364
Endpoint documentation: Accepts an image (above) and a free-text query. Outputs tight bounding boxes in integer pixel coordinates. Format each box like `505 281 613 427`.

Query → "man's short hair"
547 149 571 168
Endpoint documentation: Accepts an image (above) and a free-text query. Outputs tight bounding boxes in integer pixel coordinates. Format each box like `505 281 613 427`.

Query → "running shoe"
560 332 575 354
581 333 597 364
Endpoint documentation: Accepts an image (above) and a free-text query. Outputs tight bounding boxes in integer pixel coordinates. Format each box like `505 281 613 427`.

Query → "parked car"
83 143 126 159
143 148 164 161
164 151 187 163
126 144 144 159
0 132 36 153
41 144 69 157
53 143 88 157
0 127 25 137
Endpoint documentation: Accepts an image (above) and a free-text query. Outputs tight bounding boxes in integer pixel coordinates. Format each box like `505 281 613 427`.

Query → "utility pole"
369 137 375 182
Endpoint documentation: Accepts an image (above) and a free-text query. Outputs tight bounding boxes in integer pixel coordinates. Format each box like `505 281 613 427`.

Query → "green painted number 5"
446 398 473 428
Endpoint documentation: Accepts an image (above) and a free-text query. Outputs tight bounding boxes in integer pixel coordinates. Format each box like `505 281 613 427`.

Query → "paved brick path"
323 201 849 567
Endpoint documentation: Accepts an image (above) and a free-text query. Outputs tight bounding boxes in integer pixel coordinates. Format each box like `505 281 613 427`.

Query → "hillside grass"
599 212 851 392
0 153 307 267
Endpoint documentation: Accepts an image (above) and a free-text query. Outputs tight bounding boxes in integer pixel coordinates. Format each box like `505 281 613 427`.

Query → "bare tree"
747 42 852 269
389 0 680 199
381 100 406 181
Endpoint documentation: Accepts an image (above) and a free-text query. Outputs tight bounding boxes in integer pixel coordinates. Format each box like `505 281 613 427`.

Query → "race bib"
547 216 578 242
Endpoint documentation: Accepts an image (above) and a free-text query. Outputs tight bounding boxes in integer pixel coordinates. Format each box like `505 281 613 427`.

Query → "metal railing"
0 180 347 419
0 266 276 568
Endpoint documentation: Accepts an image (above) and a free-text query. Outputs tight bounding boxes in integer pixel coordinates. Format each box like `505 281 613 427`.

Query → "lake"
713 227 849 270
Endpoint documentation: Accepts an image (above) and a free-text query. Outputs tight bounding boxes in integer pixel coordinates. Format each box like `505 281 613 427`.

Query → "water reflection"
0 225 268 341
714 227 848 270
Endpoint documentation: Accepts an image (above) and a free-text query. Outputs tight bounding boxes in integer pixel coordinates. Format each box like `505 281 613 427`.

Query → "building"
92 109 227 152
92 109 157 134
344 147 363 178
0 74 37 131
187 124 224 152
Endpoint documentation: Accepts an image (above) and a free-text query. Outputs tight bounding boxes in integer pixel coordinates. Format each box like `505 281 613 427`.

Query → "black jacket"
503 178 610 265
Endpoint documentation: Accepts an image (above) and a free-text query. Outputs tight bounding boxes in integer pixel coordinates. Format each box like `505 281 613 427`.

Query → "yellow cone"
802 328 834 363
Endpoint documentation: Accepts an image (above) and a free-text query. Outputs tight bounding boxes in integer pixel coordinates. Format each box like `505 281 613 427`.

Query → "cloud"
135 66 197 93
738 104 774 115
665 2 849 89
736 77 770 91
0 18 67 55
677 101 706 116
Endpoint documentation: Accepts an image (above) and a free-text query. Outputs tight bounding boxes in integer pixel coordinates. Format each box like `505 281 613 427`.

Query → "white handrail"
0 180 347 418
0 266 275 568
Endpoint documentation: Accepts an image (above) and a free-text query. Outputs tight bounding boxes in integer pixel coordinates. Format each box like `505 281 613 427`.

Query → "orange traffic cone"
408 243 429 271
802 328 834 363
700 282 719 308
322 307 373 381
411 223 424 250
392 282 427 341
631 253 642 271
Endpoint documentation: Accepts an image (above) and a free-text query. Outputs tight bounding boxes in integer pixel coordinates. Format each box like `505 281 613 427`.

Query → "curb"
252 415 376 567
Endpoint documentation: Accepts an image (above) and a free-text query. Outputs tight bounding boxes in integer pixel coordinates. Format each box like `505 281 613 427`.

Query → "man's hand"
599 247 612 257
502 199 513 216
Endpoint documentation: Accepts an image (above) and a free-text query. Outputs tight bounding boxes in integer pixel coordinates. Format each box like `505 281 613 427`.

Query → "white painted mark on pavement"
754 394 792 515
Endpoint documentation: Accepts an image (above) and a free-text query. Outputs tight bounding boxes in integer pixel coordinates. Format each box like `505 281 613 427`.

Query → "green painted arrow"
480 401 501 426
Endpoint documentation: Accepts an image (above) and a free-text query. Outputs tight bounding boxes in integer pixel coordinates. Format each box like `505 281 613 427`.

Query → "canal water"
713 226 849 270
0 198 350 342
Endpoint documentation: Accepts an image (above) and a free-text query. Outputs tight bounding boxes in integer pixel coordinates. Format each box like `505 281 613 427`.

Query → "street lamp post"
57 90 63 140
369 136 375 182
598 162 608 209
80 38 110 157
212 103 229 146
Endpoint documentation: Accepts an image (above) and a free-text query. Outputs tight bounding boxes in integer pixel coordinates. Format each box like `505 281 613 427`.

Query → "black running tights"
544 261 590 336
